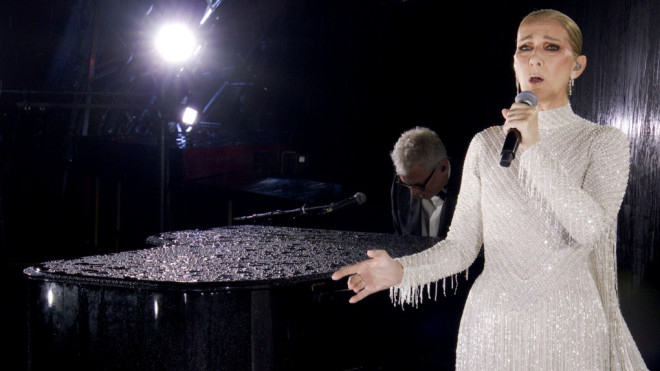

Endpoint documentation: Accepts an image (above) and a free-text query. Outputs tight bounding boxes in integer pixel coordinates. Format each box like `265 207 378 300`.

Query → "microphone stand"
233 200 348 222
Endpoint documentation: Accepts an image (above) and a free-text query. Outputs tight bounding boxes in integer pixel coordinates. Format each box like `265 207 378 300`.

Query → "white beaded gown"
391 105 648 370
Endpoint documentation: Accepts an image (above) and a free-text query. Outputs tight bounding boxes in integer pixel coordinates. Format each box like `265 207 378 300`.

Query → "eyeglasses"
395 165 437 191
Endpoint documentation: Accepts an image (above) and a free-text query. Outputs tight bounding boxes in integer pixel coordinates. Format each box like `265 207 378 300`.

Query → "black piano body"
24 225 472 370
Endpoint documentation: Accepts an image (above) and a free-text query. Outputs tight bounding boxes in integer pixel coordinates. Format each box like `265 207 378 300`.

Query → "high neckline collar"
538 104 576 129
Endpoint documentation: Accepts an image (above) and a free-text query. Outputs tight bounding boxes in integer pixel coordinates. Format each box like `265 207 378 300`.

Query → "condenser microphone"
500 91 538 167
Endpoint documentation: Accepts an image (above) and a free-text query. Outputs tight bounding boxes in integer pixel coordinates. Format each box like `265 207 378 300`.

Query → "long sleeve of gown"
518 114 647 370
517 125 629 247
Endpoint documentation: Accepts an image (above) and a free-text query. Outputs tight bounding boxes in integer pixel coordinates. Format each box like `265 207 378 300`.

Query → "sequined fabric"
391 105 648 370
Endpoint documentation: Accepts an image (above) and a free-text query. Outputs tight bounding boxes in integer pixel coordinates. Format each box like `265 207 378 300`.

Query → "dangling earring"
569 77 575 96
516 77 521 95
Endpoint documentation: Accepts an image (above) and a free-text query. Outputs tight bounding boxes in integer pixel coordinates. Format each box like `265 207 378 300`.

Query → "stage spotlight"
155 24 197 63
181 106 198 125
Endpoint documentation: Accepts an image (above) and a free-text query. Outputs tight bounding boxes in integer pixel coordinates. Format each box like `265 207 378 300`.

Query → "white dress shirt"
420 195 444 237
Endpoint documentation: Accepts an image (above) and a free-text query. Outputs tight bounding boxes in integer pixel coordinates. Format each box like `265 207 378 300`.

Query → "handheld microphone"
500 91 538 167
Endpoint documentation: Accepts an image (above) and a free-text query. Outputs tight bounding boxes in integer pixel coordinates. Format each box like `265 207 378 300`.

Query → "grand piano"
23 224 471 370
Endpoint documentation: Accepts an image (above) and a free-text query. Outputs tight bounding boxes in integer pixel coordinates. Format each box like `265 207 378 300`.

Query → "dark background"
1 0 658 369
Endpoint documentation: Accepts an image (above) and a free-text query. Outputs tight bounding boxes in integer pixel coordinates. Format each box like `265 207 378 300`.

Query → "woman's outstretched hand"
331 249 404 304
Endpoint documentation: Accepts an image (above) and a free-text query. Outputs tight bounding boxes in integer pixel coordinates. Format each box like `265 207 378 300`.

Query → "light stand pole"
154 23 197 233
157 101 168 233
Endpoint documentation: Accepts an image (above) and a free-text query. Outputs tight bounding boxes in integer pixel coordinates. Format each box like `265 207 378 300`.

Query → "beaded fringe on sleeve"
591 230 649 370
389 133 485 308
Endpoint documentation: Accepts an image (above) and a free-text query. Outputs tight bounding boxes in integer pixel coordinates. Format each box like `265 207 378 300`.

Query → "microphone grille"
515 91 538 107
354 192 367 205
